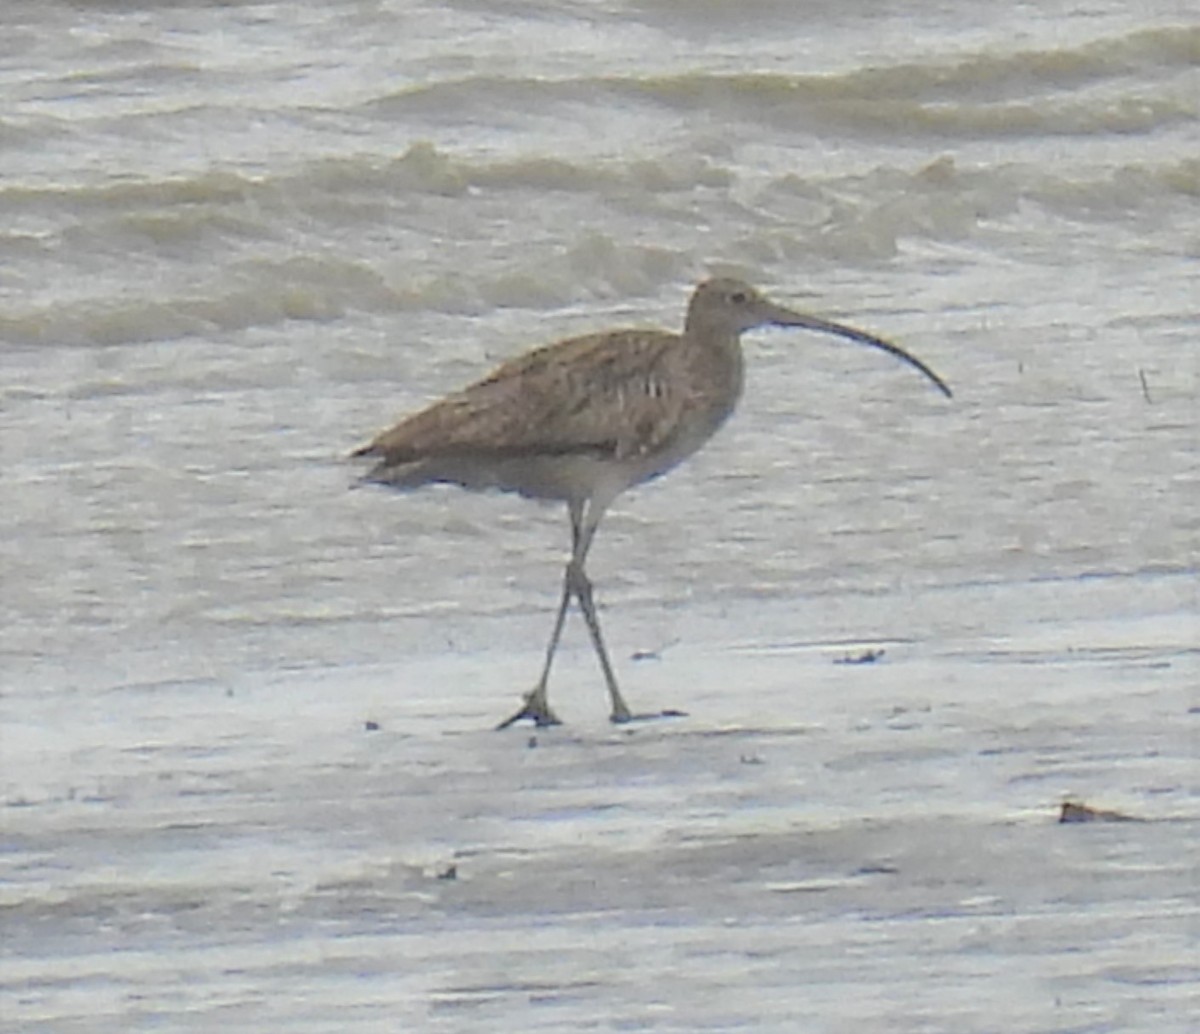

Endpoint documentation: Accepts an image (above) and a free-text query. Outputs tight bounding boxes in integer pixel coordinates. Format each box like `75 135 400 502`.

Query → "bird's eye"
730 291 748 304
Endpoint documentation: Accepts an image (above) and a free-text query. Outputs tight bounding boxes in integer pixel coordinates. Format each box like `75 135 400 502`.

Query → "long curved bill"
765 303 952 399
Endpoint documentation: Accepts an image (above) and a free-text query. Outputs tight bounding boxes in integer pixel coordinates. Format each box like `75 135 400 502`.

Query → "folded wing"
355 329 691 471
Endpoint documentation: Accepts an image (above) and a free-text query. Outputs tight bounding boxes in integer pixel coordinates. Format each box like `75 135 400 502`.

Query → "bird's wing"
356 330 691 465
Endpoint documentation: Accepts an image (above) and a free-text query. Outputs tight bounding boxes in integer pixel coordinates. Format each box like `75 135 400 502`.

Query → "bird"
352 277 951 729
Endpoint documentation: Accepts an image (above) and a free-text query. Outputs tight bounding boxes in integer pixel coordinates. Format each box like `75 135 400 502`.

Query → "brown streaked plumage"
353 277 951 728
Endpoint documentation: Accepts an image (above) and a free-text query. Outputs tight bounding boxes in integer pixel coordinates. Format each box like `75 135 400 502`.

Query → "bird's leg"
495 571 569 730
566 553 634 724
571 502 688 725
496 499 684 729
495 501 588 730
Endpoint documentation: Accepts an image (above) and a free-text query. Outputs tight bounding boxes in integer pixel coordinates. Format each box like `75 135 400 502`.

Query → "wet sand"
5 576 1196 1031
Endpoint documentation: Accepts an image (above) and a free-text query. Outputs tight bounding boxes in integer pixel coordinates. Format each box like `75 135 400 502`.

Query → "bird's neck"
684 313 740 353
682 318 746 412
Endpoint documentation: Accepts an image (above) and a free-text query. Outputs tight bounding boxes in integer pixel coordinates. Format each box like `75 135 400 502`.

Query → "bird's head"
687 277 952 398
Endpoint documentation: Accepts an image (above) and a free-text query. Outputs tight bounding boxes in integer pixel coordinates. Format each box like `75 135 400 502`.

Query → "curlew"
353 278 951 729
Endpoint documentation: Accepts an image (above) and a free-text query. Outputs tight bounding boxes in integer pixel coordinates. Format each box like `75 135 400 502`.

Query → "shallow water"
2 0 1198 1030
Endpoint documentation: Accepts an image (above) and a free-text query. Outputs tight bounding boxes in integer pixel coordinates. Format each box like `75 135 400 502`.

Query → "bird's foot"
610 707 688 725
496 690 562 730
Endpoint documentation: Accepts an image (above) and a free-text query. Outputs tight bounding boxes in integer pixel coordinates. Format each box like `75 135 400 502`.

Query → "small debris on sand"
835 648 886 665
1058 800 1141 824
